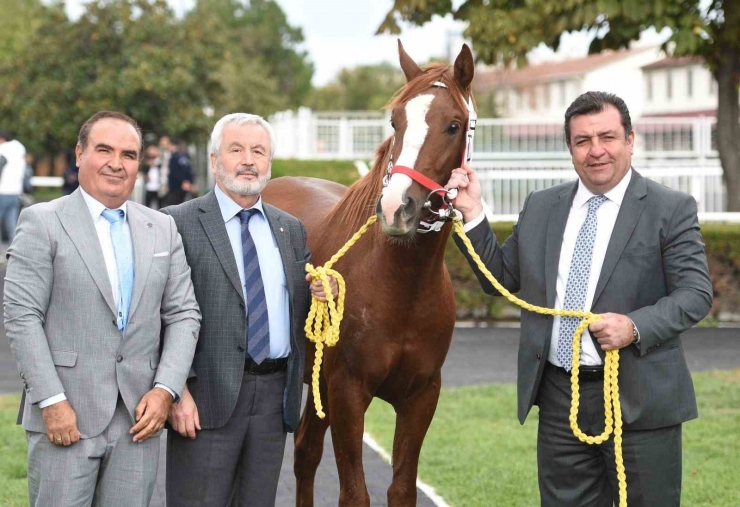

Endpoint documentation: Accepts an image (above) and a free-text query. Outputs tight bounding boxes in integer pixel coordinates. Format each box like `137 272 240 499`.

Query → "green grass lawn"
364 370 740 507
1 371 737 506
0 395 27 507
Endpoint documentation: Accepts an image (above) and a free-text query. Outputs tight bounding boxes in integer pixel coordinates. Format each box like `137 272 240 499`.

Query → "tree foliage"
0 0 313 157
379 0 740 210
307 63 406 111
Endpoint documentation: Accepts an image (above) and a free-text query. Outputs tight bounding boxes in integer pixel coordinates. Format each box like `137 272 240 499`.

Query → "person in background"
164 138 193 206
144 144 162 209
0 130 27 244
62 148 80 196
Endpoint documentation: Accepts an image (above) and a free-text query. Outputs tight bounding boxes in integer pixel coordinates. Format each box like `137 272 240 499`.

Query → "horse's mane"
324 63 471 235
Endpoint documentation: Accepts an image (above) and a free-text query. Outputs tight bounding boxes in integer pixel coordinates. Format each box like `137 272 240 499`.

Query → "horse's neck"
367 225 452 279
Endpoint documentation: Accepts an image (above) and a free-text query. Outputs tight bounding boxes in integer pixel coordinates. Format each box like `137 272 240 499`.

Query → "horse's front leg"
327 370 374 507
387 372 442 507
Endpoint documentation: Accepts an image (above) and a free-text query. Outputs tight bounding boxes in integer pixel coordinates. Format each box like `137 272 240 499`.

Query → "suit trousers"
536 363 682 507
166 370 287 507
26 396 160 507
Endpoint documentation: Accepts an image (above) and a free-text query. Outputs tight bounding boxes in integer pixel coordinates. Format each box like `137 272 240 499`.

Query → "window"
687 69 693 98
666 70 673 100
646 72 653 101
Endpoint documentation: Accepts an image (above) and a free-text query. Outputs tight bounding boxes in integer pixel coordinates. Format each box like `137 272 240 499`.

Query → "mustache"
235 166 259 177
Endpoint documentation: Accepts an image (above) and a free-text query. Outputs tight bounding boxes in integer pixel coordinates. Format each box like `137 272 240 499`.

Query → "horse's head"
376 40 475 240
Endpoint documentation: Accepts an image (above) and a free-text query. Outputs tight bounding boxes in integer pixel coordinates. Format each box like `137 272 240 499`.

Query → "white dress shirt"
39 188 174 408
464 169 637 367
215 184 291 359
548 169 633 366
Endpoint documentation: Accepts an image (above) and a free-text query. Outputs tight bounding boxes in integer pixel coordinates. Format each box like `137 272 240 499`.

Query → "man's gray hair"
210 113 276 159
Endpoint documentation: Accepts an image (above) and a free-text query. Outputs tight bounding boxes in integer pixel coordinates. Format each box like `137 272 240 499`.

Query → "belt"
547 362 604 382
244 357 288 375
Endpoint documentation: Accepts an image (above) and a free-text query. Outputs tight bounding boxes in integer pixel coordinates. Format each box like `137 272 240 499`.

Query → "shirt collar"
214 183 264 223
79 186 128 222
573 167 632 210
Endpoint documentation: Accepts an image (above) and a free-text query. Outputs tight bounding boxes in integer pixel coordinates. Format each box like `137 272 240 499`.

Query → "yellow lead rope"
303 215 626 506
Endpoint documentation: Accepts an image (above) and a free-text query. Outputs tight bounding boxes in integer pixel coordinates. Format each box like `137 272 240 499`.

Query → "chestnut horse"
262 41 475 507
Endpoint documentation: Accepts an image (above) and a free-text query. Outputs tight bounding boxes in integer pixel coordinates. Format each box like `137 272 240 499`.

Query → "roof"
642 56 704 71
475 47 654 90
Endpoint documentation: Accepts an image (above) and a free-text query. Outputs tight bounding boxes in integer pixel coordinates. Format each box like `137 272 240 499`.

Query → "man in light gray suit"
4 111 201 506
447 92 712 506
162 113 335 507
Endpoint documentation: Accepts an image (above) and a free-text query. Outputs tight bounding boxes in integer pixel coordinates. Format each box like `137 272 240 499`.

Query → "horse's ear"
454 44 475 93
398 39 423 83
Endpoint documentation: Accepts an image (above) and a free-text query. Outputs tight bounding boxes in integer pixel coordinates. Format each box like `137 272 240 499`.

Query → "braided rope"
303 215 377 418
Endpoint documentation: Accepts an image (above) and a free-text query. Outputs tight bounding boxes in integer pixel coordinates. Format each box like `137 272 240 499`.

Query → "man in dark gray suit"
446 92 712 506
4 111 201 506
162 113 335 506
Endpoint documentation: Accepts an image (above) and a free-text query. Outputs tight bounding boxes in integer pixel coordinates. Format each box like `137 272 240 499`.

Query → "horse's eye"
390 120 396 130
447 123 460 135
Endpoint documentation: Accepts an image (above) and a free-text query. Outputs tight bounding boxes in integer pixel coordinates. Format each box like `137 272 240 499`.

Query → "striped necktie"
101 208 134 331
557 194 608 371
238 209 270 364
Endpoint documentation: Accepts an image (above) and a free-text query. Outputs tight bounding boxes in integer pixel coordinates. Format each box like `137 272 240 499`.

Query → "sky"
62 0 669 86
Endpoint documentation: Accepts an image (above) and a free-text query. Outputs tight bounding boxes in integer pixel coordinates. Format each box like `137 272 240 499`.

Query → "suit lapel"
57 189 117 316
545 183 577 308
263 204 295 296
199 191 245 303
592 170 647 307
127 204 155 319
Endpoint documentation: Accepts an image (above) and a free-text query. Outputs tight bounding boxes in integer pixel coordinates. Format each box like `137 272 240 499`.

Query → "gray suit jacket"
455 170 713 430
161 191 310 432
4 188 201 438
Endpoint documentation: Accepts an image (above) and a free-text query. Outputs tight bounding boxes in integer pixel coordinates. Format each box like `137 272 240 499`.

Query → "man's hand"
130 388 173 442
444 164 484 222
42 400 80 446
307 273 338 302
168 386 200 439
589 313 636 351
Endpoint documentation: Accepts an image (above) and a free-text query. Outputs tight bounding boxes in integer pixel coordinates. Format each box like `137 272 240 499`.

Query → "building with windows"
641 56 718 117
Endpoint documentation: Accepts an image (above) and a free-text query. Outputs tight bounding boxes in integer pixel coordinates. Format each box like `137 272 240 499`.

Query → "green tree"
0 0 50 64
185 0 313 117
380 0 740 210
306 62 406 111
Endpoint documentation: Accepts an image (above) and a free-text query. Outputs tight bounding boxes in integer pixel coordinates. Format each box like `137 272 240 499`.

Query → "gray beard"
215 161 271 196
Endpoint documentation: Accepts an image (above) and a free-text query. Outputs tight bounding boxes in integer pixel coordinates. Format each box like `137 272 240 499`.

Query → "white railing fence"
269 109 720 161
471 160 726 218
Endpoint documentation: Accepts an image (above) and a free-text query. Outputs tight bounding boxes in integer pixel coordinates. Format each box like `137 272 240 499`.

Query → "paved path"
2 265 739 506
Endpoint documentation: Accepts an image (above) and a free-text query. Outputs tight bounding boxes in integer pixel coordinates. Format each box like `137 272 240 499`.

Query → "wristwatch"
632 322 640 344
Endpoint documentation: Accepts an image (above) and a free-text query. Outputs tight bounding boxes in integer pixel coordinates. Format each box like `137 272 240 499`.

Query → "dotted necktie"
238 209 270 364
557 195 608 370
101 209 134 331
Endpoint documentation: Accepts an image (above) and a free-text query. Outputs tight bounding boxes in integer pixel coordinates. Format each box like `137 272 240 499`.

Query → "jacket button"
112 319 117 326
536 353 542 360
239 302 245 309
237 345 245 352
116 355 123 363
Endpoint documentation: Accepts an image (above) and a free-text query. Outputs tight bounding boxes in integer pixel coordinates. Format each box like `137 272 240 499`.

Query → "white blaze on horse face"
380 93 435 225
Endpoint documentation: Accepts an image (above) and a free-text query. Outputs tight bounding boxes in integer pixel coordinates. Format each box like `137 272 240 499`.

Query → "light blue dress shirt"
215 184 291 358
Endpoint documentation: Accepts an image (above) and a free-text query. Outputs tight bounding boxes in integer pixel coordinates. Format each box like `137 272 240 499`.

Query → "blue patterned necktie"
101 209 134 331
557 194 608 371
238 209 270 364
